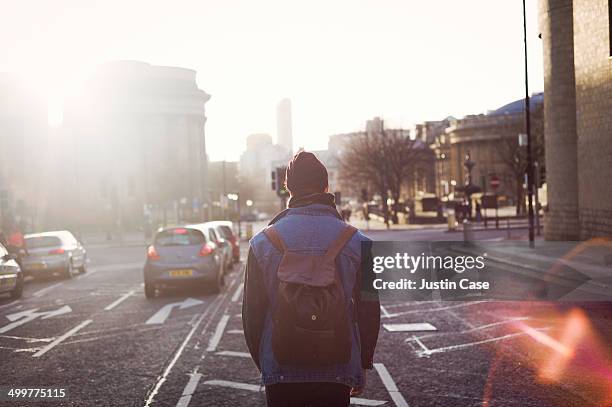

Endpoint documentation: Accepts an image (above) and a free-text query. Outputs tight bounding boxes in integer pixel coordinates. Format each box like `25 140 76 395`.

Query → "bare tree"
495 112 544 216
339 127 433 226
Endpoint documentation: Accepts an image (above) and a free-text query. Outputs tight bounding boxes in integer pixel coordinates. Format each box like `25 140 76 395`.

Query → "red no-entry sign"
490 175 500 189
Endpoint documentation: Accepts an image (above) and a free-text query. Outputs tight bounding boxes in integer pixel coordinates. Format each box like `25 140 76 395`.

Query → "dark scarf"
268 192 342 225
288 192 336 208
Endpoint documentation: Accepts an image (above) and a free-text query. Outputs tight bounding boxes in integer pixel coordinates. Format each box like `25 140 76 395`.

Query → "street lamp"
522 0 535 247
227 193 241 237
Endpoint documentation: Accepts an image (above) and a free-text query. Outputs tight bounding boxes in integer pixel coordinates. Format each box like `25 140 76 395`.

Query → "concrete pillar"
539 0 580 240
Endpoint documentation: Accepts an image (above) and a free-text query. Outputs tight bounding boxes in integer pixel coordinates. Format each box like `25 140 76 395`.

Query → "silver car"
143 225 225 298
202 222 234 272
0 243 23 299
22 231 87 279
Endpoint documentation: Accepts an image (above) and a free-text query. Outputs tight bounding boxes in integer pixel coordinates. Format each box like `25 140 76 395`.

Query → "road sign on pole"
489 175 500 189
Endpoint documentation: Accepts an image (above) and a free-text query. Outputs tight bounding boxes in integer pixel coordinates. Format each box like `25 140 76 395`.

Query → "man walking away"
243 151 380 407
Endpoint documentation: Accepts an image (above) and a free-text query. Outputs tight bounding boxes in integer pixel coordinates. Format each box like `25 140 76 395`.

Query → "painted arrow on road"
146 298 204 325
0 305 72 334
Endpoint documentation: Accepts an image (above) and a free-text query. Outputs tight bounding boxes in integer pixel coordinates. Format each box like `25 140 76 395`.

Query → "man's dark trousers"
265 382 351 407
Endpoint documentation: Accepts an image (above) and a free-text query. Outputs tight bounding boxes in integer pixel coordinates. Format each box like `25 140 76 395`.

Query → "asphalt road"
0 228 609 406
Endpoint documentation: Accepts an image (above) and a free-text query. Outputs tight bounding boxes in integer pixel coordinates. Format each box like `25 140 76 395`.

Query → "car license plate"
29 263 46 270
0 276 15 287
169 269 193 277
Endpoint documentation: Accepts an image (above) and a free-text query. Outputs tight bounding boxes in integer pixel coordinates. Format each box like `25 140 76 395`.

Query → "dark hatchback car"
143 225 225 298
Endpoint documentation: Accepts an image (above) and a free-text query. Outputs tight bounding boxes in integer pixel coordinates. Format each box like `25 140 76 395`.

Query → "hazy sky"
1 0 543 161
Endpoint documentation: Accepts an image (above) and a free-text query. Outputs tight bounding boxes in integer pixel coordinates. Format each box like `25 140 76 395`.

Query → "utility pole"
523 0 535 248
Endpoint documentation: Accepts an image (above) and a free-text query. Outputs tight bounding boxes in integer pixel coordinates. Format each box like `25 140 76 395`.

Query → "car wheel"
211 264 225 294
10 276 23 299
144 281 156 299
64 261 75 279
79 259 87 273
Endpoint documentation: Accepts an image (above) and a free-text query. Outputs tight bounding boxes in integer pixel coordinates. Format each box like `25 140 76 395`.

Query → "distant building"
413 119 452 198
276 98 293 154
539 0 612 239
433 95 544 211
239 133 291 213
0 74 48 230
55 61 210 230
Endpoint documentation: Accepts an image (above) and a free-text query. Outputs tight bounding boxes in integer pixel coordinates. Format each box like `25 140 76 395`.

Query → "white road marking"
380 305 390 318
203 379 261 392
374 363 409 407
146 298 204 325
231 283 244 302
0 334 55 343
383 323 437 332
227 329 244 334
416 329 550 357
351 398 387 406
176 371 202 407
0 300 19 310
145 276 238 407
33 319 92 357
33 282 64 297
412 335 430 355
104 290 135 311
206 314 230 352
215 350 250 358
405 317 531 342
203 380 386 406
0 305 72 334
383 301 491 318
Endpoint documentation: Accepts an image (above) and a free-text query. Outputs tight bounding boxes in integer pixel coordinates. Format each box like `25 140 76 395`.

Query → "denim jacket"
242 204 380 388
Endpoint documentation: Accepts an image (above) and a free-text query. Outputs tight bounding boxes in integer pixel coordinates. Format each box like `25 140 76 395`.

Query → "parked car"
22 231 87 279
203 221 234 271
206 221 239 265
0 242 23 299
143 225 225 298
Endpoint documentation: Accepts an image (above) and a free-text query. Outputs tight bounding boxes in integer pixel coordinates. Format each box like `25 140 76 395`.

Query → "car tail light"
147 245 160 260
49 248 65 255
199 243 214 257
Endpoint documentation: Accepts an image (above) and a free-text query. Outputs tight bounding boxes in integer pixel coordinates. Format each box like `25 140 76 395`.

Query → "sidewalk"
453 239 612 300
348 217 448 231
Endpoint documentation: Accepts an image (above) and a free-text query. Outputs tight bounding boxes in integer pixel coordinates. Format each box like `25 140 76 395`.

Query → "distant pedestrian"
242 151 380 407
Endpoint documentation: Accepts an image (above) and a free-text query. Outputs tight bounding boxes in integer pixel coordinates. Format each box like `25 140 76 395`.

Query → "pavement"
0 227 610 406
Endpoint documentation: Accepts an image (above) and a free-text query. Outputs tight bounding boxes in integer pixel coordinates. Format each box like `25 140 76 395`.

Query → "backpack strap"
263 225 287 253
324 225 358 262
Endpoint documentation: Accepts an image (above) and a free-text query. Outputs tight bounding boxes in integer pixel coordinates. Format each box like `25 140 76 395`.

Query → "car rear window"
26 236 62 248
155 228 206 246
219 226 234 239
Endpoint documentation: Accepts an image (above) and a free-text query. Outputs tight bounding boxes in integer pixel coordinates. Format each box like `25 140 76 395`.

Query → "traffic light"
275 167 289 198
271 170 277 191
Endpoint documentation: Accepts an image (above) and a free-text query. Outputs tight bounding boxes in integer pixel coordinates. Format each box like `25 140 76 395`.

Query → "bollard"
462 219 474 243
447 209 457 232
246 223 254 240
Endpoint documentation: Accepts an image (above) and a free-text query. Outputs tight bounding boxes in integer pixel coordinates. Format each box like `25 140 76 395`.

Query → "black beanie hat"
285 151 328 197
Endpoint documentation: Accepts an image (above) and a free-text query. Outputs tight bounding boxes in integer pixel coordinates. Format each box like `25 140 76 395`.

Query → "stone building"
0 74 48 230
432 95 544 211
539 0 612 239
52 61 211 230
